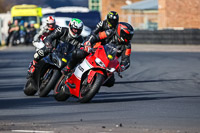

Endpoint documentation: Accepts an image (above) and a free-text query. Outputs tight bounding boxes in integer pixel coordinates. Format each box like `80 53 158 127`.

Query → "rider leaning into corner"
27 17 84 78
27 16 58 78
62 15 134 87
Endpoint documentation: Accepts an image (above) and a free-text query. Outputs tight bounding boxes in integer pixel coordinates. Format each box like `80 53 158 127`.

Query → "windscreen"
103 44 119 60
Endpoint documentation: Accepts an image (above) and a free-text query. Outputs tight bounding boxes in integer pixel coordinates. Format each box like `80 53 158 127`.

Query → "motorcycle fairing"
65 58 93 97
65 74 81 97
63 44 118 98
74 58 93 79
87 70 104 84
92 45 110 67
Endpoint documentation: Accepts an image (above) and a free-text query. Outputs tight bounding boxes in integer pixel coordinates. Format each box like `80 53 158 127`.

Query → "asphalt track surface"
0 46 200 133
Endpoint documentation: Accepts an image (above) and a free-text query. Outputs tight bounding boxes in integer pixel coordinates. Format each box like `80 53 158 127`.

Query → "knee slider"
34 53 40 60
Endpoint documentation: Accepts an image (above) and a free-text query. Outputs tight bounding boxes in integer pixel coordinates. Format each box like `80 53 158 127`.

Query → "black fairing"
43 43 74 68
31 42 74 88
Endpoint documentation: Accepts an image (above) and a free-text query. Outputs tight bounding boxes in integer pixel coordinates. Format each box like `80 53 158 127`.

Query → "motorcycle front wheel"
39 68 62 97
54 75 70 101
23 78 37 96
79 73 104 103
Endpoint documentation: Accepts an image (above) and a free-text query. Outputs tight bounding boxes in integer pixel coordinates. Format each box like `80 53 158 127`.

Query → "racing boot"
27 60 37 79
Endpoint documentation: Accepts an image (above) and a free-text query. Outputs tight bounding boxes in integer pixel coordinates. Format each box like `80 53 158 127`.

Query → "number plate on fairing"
74 59 93 80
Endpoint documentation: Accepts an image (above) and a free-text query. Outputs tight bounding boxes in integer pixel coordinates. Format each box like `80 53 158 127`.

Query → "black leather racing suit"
92 20 113 34
91 20 116 45
44 26 83 49
43 26 84 69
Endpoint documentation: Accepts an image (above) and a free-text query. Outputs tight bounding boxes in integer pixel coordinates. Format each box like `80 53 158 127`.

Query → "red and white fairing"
62 44 120 98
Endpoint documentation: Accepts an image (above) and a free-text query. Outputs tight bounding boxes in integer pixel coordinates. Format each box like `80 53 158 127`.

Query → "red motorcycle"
54 43 121 103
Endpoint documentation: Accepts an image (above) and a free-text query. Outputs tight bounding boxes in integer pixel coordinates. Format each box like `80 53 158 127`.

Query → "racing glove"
116 65 125 72
84 41 92 53
45 42 53 53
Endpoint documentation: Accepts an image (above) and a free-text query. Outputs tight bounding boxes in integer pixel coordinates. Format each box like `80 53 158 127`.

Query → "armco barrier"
132 29 200 44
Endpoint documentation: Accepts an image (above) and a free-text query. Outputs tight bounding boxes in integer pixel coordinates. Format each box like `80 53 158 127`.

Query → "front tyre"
24 78 37 96
54 75 70 101
79 73 104 103
39 69 62 97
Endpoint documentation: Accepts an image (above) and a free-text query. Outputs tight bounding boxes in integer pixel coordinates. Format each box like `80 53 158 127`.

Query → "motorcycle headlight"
106 68 115 73
95 58 105 68
52 55 62 68
107 54 113 60
55 58 62 68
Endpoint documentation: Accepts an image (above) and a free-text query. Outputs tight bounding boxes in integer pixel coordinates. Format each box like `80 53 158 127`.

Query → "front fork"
42 68 53 81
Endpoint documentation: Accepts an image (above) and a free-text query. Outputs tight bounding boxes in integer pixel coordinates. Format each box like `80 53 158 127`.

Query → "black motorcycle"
24 43 74 97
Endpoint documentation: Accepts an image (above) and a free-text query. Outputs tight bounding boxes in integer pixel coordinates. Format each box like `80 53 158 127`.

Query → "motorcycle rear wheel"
79 73 104 103
23 78 37 96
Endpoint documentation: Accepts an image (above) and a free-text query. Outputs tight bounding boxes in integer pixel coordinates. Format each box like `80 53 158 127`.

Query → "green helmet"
69 18 83 38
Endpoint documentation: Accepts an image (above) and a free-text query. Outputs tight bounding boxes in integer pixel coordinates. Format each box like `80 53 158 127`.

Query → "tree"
0 0 12 13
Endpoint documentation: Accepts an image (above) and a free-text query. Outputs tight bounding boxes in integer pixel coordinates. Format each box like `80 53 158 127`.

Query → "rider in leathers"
89 11 119 45
33 16 58 42
63 22 134 87
27 16 58 78
92 11 119 35
27 18 84 78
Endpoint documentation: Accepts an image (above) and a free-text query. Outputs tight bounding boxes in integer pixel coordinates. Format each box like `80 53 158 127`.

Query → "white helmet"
46 16 56 31
69 18 83 38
